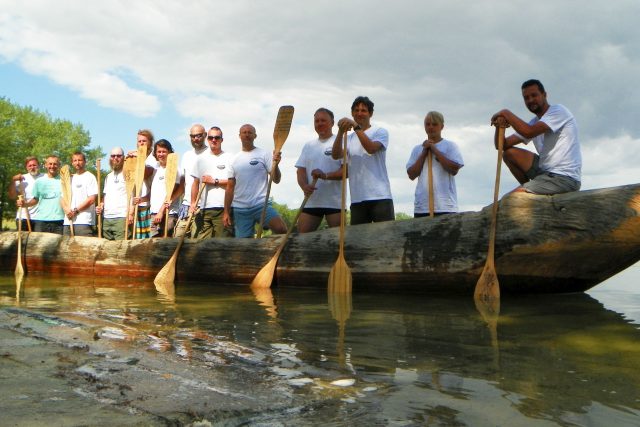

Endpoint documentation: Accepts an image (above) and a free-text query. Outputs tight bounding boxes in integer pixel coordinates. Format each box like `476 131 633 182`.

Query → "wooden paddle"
132 143 148 239
96 159 102 238
474 120 507 303
256 105 295 238
163 153 179 238
427 149 435 218
17 185 32 232
60 165 74 237
328 287 352 367
15 195 24 278
123 157 137 240
328 132 352 294
251 177 318 289
153 183 206 294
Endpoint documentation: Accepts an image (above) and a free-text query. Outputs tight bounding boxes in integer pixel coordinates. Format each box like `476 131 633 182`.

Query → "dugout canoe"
1 183 639 294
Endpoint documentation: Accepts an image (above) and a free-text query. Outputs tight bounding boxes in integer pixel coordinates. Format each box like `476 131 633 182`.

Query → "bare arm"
223 178 236 227
492 109 550 141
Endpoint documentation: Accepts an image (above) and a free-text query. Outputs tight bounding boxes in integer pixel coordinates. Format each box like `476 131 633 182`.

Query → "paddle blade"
60 165 72 205
328 256 352 294
15 236 24 278
154 252 177 295
164 153 179 198
251 256 278 288
474 261 500 302
273 105 294 152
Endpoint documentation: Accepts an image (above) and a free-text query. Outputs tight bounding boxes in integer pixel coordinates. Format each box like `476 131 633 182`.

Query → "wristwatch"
214 178 219 187
353 125 362 131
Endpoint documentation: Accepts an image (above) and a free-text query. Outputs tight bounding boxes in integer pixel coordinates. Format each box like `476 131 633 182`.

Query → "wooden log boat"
1 184 639 294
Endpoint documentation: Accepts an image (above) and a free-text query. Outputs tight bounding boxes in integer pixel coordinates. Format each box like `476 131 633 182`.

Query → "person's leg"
297 212 322 233
263 205 286 234
350 202 368 225
210 209 233 238
324 212 341 228
73 225 94 237
233 208 257 238
370 199 395 223
503 147 536 185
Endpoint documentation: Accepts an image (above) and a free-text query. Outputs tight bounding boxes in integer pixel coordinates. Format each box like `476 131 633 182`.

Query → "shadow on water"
2 274 640 425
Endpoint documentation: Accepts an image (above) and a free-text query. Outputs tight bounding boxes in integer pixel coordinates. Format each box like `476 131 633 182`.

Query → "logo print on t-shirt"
324 148 332 156
217 165 226 170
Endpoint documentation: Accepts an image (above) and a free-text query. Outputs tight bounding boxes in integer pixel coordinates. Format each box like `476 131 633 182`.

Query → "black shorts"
302 207 341 218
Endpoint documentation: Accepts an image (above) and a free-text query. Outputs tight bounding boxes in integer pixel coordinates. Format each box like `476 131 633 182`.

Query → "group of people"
10 79 582 240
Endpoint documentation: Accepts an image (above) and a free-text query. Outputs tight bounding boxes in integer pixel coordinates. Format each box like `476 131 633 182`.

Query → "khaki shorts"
524 155 580 195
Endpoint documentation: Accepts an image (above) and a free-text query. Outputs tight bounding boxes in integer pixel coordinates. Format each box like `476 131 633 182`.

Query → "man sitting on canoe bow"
491 79 582 195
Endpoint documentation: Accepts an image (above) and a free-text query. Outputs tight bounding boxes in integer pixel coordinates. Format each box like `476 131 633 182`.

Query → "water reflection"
2 274 640 425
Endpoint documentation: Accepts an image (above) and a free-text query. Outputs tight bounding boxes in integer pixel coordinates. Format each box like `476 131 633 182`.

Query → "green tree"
0 97 104 222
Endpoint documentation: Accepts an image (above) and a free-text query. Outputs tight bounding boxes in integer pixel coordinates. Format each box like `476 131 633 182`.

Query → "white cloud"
0 0 639 211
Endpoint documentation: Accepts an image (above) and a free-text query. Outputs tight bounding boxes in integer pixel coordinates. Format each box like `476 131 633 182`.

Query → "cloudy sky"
1 0 639 214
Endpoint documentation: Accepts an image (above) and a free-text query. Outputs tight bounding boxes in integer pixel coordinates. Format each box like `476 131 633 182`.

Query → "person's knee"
268 217 287 234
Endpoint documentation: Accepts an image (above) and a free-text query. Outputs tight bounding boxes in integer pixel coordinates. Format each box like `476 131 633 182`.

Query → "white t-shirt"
228 147 272 209
346 125 392 203
64 171 98 226
14 173 42 220
179 148 207 207
295 136 342 209
192 150 233 209
406 139 464 214
102 170 128 219
150 165 181 214
516 104 582 182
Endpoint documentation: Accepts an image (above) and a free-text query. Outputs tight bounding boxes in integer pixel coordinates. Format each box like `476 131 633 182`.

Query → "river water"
1 264 640 426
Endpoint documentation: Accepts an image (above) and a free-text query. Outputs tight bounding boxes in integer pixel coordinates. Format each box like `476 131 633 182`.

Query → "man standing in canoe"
96 147 128 240
331 96 394 224
61 152 98 236
406 111 464 216
190 126 234 239
223 124 287 238
174 124 208 237
8 156 43 230
491 79 581 194
295 108 343 233
17 155 65 234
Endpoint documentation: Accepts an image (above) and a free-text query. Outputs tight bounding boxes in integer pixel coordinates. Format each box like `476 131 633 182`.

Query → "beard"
110 160 124 172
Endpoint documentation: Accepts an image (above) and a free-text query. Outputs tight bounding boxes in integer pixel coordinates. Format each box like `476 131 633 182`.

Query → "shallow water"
2 266 640 426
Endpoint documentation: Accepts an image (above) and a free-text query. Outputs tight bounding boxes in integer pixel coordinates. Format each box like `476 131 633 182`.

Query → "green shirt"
32 175 64 221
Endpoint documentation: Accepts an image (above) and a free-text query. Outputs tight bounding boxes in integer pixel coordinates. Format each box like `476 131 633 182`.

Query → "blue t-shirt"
32 175 64 221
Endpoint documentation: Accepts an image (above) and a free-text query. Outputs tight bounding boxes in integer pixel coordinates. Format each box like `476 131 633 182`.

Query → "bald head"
189 123 206 149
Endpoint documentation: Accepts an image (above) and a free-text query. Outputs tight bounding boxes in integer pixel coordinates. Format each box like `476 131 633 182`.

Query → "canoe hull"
2 184 639 294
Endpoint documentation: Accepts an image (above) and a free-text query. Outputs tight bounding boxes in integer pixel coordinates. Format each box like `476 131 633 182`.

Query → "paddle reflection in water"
2 274 640 425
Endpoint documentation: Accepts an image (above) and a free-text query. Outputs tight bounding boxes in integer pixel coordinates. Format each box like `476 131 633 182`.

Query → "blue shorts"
232 203 280 238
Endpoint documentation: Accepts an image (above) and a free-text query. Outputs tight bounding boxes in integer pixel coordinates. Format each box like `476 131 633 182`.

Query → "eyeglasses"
190 133 205 139
110 154 124 158
207 135 223 141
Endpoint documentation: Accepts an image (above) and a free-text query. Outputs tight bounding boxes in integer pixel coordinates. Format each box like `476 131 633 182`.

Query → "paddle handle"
96 159 102 238
256 157 279 238
487 125 505 260
338 132 348 254
283 177 318 240
17 186 32 232
427 149 434 218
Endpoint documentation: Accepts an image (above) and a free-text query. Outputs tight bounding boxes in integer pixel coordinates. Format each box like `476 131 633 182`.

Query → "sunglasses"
207 135 223 141
190 133 205 139
110 154 124 158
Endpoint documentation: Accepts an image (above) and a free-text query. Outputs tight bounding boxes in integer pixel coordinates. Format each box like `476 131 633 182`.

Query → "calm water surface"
1 264 640 426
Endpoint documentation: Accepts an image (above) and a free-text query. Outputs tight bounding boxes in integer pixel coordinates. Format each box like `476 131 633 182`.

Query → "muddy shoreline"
0 308 358 426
